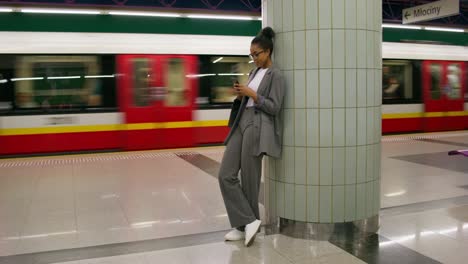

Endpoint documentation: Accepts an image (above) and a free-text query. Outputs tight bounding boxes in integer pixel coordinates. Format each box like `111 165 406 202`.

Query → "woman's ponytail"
251 27 275 56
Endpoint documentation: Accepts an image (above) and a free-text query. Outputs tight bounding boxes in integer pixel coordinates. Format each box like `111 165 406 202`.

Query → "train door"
117 55 197 150
118 55 161 150
422 61 466 132
157 55 197 148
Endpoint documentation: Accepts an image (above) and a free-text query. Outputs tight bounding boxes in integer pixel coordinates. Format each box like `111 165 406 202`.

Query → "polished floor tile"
0 131 467 264
378 204 468 264
381 133 468 208
49 234 363 264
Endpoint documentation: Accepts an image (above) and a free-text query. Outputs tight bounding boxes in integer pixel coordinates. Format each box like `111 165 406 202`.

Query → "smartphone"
231 77 239 85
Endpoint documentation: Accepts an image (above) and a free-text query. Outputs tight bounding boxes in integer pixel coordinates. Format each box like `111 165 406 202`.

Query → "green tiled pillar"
263 0 381 231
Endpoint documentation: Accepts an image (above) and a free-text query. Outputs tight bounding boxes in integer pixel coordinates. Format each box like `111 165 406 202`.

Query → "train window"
446 64 462 100
430 64 442 100
382 60 413 101
165 58 187 106
197 56 254 106
132 58 152 107
13 56 108 109
0 74 6 100
0 73 12 112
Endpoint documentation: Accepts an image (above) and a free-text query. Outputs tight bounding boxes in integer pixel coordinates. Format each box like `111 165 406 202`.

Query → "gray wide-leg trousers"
218 108 263 228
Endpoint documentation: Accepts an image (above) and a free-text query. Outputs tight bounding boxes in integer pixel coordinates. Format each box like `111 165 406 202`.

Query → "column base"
265 215 379 240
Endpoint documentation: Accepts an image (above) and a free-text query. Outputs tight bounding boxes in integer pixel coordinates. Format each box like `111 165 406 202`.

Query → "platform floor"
0 131 467 264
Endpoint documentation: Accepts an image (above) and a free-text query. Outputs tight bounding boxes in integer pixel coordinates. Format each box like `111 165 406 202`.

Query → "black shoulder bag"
228 98 241 127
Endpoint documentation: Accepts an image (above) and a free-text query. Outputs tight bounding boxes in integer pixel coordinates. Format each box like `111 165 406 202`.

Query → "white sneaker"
224 229 245 241
244 219 261 247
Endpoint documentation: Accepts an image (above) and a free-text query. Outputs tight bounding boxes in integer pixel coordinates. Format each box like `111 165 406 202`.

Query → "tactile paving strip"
0 151 190 168
382 131 468 142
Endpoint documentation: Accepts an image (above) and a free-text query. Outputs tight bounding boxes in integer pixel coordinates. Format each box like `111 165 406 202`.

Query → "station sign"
402 0 459 24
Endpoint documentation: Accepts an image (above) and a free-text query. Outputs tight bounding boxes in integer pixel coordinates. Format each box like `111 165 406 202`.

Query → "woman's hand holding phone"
233 80 243 100
234 82 257 102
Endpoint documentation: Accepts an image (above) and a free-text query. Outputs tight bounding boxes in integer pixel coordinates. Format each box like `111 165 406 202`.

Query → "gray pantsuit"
218 108 263 228
218 65 285 229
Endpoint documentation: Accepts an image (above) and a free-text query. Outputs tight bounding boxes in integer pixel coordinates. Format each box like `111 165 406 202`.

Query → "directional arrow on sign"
404 11 411 19
402 0 459 24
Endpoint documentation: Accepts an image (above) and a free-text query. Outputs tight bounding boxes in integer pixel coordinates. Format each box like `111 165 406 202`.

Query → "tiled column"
263 0 382 230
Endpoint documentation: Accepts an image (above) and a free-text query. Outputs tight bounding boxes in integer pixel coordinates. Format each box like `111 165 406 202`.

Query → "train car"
382 42 468 133
0 32 255 155
0 31 467 155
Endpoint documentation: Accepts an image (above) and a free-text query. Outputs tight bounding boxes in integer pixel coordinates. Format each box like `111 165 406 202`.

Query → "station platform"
0 131 467 264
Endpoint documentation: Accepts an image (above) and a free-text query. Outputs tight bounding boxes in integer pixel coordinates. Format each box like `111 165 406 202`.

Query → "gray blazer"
224 65 285 158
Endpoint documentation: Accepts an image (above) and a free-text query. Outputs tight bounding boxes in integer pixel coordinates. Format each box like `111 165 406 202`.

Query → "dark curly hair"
251 27 275 57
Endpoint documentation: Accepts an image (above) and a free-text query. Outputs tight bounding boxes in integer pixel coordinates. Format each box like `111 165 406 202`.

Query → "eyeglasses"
249 50 264 60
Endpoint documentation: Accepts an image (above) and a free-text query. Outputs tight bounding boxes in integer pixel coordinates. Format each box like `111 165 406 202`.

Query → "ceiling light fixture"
425 26 464 33
108 11 181 17
21 8 100 15
0 7 13 12
382 24 422 30
187 14 255 20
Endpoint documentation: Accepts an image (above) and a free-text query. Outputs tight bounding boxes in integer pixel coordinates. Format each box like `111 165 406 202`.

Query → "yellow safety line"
382 113 423 119
445 111 467 117
0 120 229 136
0 124 124 136
1 111 466 136
192 120 229 127
382 111 468 119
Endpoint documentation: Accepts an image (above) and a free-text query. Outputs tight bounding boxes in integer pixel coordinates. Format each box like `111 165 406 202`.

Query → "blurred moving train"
0 32 467 155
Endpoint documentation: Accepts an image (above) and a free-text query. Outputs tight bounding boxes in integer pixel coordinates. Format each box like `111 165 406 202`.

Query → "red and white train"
0 32 466 155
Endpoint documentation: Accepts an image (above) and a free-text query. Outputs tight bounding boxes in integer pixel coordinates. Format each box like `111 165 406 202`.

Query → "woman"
218 27 285 247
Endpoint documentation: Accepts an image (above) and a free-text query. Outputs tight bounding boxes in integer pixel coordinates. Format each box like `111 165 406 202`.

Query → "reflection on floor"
2 232 369 264
0 131 467 264
380 132 468 208
391 152 468 173
56 234 371 264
